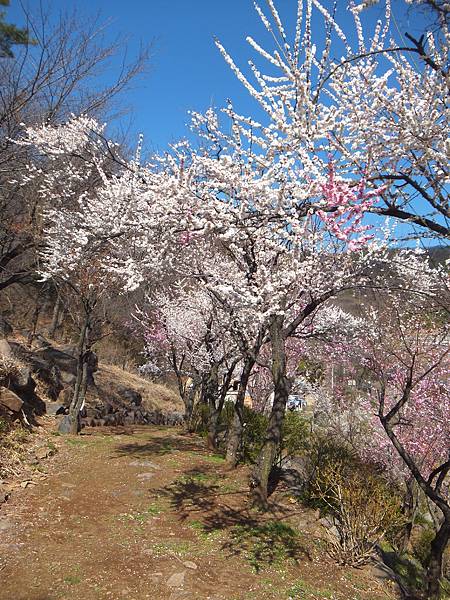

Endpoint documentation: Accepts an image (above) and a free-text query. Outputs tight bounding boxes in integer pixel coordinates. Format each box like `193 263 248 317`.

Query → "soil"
0 426 400 600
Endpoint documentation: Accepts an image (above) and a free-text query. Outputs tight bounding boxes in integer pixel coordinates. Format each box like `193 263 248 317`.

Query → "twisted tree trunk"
250 316 289 509
426 513 450 599
226 356 254 467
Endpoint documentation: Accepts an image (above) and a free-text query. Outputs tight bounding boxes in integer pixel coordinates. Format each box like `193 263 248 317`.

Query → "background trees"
0 0 32 58
0 3 149 297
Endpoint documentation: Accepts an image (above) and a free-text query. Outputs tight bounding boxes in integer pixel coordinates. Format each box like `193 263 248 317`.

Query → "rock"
129 460 160 469
20 480 36 488
0 517 12 531
104 402 114 415
182 561 198 570
0 317 13 338
19 352 63 402
35 447 50 460
58 415 74 434
59 387 73 405
103 414 117 425
166 572 186 588
0 338 12 358
0 486 9 504
10 366 36 398
117 386 142 406
34 346 97 388
59 371 76 386
33 334 52 348
137 472 154 480
45 402 66 416
85 407 101 418
319 516 333 528
0 387 24 412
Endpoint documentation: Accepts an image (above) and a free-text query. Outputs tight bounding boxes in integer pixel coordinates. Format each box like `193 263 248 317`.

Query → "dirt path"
0 427 398 600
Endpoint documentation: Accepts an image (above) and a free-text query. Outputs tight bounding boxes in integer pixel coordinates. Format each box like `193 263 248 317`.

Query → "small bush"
223 406 310 465
190 401 210 435
0 422 31 478
281 412 311 458
307 443 406 567
413 526 450 577
241 406 269 463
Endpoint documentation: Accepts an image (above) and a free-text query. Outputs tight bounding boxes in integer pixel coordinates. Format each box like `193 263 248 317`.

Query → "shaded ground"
0 426 399 600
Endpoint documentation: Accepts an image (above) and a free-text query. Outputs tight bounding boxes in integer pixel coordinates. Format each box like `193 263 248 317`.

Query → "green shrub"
223 406 310 465
413 526 450 578
281 411 311 458
190 401 210 436
413 527 435 567
241 406 268 463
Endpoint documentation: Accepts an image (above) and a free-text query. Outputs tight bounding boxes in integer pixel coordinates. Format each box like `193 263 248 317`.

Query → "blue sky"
6 1 440 243
8 0 419 152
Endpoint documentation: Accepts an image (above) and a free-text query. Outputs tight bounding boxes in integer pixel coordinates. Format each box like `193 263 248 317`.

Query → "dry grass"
0 424 31 478
0 354 27 387
90 364 183 413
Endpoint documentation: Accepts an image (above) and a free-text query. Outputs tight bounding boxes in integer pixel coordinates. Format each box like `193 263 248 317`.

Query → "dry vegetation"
89 363 183 413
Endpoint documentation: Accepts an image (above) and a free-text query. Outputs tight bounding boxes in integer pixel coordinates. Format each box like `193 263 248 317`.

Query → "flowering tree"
138 288 240 447
360 299 449 598
16 116 165 432
316 278 449 598
143 107 386 504
213 0 449 240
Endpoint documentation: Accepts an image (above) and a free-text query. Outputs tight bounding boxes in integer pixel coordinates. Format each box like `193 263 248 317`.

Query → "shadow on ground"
154 463 312 572
113 432 202 457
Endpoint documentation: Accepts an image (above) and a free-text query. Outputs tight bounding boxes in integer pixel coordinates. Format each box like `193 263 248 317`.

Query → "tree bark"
49 294 63 338
426 515 450 599
250 316 289 509
206 365 220 450
398 477 418 553
226 356 254 467
183 379 198 429
61 312 90 435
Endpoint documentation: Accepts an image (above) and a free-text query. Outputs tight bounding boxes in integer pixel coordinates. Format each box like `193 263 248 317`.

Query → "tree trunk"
183 379 198 429
61 313 90 435
226 357 254 467
205 361 236 451
426 513 450 599
250 316 289 509
398 477 418 553
27 301 41 347
49 294 63 339
206 365 220 451
207 405 220 450
69 352 89 434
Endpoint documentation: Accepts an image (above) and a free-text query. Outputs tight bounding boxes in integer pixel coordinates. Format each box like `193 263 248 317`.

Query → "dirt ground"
0 426 399 600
